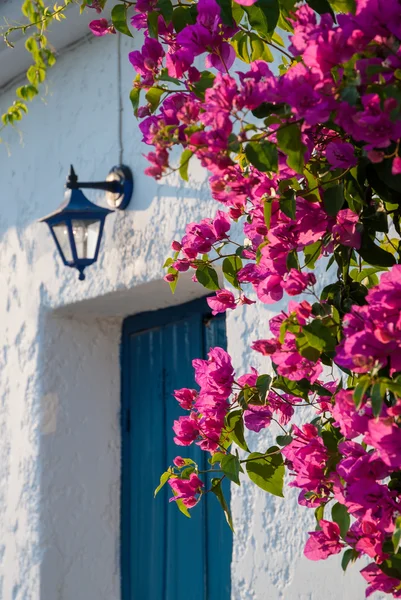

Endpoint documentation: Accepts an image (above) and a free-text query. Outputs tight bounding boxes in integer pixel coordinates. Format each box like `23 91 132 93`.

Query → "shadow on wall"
37 304 123 600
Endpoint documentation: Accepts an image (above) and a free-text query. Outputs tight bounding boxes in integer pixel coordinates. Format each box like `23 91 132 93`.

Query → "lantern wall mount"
39 164 133 281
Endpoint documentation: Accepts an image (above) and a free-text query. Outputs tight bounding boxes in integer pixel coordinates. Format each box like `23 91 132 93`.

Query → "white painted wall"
0 25 384 600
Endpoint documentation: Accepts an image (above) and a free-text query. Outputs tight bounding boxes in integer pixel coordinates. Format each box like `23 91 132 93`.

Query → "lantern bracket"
66 164 133 210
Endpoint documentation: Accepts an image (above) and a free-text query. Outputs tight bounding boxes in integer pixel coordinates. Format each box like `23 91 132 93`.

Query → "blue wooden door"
121 297 232 600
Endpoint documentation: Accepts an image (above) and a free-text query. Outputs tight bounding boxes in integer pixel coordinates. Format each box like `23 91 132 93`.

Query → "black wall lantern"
39 165 133 280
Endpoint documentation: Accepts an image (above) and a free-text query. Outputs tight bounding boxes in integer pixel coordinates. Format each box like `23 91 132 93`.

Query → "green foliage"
332 503 350 538
225 410 250 452
145 87 165 113
358 233 396 268
1 0 73 130
220 454 242 485
341 549 358 572
306 0 335 17
196 265 220 290
211 478 234 530
277 123 306 174
154 471 172 496
323 184 345 217
111 4 133 37
222 256 243 289
243 0 280 38
245 140 278 173
179 149 194 181
245 448 284 497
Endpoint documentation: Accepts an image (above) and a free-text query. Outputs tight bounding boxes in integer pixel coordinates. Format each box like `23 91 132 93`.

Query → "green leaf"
145 87 165 112
158 70 181 85
154 471 171 496
129 87 141 115
225 410 250 452
332 503 350 538
244 0 279 37
264 199 272 230
176 497 191 518
277 123 306 174
196 265 220 290
16 84 38 101
222 256 243 289
27 65 46 85
221 454 241 485
371 382 385 418
256 374 272 401
147 11 159 38
358 234 396 268
274 375 310 400
306 0 335 16
157 0 173 23
393 516 401 552
172 5 196 31
279 189 296 219
323 184 345 217
353 376 370 409
209 452 226 465
215 0 233 25
246 141 278 173
302 319 337 353
315 504 324 526
232 2 244 23
231 32 251 63
179 149 193 181
276 434 293 447
211 478 234 530
191 71 216 99
249 33 274 62
246 448 284 497
328 0 356 12
342 549 358 572
111 4 133 36
304 241 322 269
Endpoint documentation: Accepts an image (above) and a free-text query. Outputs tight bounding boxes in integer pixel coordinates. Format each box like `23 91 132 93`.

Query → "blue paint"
121 297 232 600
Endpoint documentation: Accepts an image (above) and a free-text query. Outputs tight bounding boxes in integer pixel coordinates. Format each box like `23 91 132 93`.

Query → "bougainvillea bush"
4 0 401 596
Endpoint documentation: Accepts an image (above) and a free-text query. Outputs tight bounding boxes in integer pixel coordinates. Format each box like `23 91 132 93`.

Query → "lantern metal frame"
39 164 133 280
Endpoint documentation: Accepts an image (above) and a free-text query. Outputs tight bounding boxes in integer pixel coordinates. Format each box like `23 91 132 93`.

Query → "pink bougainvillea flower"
304 520 343 561
331 390 370 439
332 209 361 249
244 405 272 432
392 156 401 175
169 472 204 507
129 38 165 84
367 149 385 163
173 414 199 446
360 563 401 598
89 19 115 36
366 419 401 469
173 388 198 410
325 141 358 169
207 290 237 315
256 274 284 304
173 456 187 467
282 269 316 296
251 339 278 355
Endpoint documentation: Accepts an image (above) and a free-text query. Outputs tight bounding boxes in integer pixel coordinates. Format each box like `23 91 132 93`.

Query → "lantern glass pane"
52 222 73 263
71 219 101 259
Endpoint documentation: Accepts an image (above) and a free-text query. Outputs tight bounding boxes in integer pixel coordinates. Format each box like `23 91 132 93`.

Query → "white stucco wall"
0 23 384 600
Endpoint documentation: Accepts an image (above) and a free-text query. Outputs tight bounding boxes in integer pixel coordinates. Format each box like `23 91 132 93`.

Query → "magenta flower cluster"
89 0 401 595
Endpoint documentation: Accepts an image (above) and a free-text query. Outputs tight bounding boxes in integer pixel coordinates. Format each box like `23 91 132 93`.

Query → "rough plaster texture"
0 29 384 600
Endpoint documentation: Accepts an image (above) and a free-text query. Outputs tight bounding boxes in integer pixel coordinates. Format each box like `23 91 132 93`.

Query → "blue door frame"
120 297 232 600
